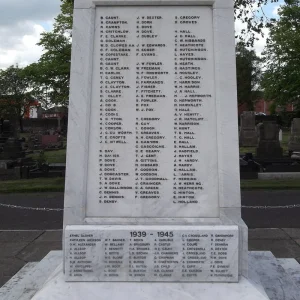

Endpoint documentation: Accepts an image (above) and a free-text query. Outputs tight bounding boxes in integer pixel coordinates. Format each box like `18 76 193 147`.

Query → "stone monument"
4 0 300 299
256 122 283 159
288 118 300 153
36 0 266 298
239 111 258 147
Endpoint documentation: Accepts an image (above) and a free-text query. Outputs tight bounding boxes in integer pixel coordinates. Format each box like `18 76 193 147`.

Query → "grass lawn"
241 179 300 190
0 178 65 193
27 149 67 164
0 177 299 193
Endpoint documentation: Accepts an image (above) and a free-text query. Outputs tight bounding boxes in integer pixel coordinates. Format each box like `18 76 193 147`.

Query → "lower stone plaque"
65 225 239 282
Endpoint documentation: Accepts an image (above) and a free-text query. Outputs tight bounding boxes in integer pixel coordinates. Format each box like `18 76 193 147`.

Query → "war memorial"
1 0 300 299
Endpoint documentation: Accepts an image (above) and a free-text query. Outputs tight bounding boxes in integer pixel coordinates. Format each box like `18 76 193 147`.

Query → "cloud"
0 0 60 69
235 16 267 56
0 22 47 69
0 0 61 26
272 6 280 16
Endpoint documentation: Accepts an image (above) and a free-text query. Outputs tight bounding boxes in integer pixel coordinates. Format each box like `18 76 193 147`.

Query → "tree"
24 0 73 106
0 65 34 131
261 0 300 111
236 42 262 110
234 0 279 46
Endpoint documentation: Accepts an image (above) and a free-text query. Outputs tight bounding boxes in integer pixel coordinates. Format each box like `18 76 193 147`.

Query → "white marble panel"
85 5 219 218
65 225 239 282
74 0 218 9
220 208 248 277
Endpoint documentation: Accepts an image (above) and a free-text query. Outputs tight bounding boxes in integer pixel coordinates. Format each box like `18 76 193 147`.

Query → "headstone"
239 111 258 147
0 161 8 169
0 137 23 160
288 118 300 153
41 135 61 148
28 0 269 299
256 122 283 159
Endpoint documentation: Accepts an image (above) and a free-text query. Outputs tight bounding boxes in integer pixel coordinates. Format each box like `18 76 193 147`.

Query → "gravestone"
22 0 270 299
256 122 283 159
239 111 258 147
0 138 23 160
288 118 300 153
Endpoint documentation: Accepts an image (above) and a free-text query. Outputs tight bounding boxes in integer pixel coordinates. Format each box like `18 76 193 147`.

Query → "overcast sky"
0 0 283 70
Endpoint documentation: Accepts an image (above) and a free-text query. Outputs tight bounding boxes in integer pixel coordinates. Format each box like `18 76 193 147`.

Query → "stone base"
3 251 300 300
31 268 269 300
288 142 300 153
256 141 283 159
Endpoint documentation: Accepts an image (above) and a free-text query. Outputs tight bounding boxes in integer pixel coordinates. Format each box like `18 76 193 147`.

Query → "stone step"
0 251 62 300
277 258 300 289
249 251 300 300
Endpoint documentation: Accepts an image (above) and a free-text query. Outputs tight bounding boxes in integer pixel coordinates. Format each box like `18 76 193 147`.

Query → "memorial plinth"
1 0 273 299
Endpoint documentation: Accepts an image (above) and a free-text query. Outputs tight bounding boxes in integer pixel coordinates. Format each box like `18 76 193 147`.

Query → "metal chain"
242 204 300 209
0 202 300 211
0 203 64 211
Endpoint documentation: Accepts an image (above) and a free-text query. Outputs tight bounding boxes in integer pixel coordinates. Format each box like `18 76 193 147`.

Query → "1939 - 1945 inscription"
65 226 239 282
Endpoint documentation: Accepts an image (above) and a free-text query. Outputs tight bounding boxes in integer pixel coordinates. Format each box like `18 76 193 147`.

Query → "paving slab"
17 241 62 262
249 239 300 258
0 231 44 242
0 242 29 257
295 239 300 246
248 228 290 240
282 228 300 239
0 252 63 300
35 231 62 242
277 258 300 289
0 258 26 277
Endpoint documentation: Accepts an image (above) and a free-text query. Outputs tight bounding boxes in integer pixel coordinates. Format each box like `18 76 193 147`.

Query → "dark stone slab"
0 231 44 242
0 138 23 160
282 228 300 239
36 231 62 242
265 165 300 172
256 122 283 159
240 171 258 180
16 241 62 262
0 242 29 257
248 228 290 240
0 257 26 276
249 239 300 258
0 276 10 287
